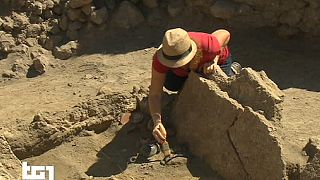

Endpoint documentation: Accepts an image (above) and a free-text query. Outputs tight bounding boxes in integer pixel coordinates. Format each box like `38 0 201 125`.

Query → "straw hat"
157 28 197 68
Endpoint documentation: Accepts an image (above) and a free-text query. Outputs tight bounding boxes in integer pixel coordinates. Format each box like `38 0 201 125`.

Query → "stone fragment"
0 32 15 53
229 68 285 120
2 17 14 31
11 44 29 53
53 41 79 60
11 59 29 74
11 12 30 29
33 1 43 15
112 1 145 29
26 24 42 38
45 0 55 9
33 55 49 74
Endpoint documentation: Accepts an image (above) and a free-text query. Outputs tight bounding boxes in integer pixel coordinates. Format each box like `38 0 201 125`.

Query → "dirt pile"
0 136 21 180
3 92 140 159
171 70 318 179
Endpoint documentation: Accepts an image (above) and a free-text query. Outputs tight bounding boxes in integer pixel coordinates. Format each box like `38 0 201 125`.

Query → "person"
148 28 240 144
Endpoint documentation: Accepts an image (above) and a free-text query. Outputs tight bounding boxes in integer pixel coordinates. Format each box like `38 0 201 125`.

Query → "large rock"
32 55 49 74
11 12 30 29
0 135 21 180
112 1 145 29
69 0 93 9
53 41 79 60
0 32 15 53
171 71 315 179
229 68 285 120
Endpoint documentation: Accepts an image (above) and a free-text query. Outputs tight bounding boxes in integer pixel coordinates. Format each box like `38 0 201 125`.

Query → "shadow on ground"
86 121 221 179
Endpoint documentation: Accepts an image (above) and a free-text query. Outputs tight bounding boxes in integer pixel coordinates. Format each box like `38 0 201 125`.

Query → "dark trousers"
164 56 234 92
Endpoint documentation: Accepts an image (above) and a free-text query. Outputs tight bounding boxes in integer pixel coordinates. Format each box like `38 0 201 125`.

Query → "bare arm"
149 67 167 143
212 29 230 48
149 67 166 119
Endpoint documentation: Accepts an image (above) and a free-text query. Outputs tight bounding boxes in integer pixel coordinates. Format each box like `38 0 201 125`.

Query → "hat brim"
156 40 197 68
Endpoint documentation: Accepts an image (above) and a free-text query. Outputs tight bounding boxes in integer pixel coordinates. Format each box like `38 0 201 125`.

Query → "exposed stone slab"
171 72 247 179
229 106 286 180
171 72 292 179
229 68 285 120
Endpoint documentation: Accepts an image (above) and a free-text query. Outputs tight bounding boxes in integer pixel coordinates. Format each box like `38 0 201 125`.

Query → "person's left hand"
202 62 221 75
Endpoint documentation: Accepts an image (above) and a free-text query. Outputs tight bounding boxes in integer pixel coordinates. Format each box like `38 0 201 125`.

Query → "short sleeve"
152 53 169 74
188 32 221 56
206 35 221 55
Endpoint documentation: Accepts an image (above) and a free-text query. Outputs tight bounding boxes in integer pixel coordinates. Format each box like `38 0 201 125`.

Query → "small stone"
2 17 14 31
11 59 29 74
33 55 49 74
33 1 43 15
90 7 108 25
26 24 42 38
84 74 94 79
0 32 15 53
53 41 79 60
11 44 29 53
97 85 112 95
69 0 93 9
11 12 30 29
43 10 54 20
25 38 38 47
45 0 55 9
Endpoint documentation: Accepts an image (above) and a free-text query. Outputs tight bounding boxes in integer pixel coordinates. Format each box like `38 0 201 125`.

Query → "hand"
152 120 167 144
203 62 221 75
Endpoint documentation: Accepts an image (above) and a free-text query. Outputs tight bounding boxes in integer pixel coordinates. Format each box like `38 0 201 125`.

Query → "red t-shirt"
152 32 230 77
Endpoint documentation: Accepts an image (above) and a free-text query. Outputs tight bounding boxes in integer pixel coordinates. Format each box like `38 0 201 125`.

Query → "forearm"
148 94 162 122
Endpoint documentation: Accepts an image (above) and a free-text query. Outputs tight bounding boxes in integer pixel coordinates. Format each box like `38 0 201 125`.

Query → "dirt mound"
4 92 138 159
0 135 21 180
171 70 318 179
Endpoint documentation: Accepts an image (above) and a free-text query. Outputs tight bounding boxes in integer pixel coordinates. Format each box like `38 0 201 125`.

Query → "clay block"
229 107 286 180
229 68 285 120
171 72 247 179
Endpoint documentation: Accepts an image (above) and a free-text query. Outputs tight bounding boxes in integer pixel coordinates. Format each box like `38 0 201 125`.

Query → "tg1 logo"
22 162 54 180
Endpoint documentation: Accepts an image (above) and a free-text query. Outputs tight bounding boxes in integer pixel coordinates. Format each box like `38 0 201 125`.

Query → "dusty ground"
1 26 320 179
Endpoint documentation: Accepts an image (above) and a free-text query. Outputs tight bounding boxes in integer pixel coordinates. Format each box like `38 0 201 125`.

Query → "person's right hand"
152 120 167 144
